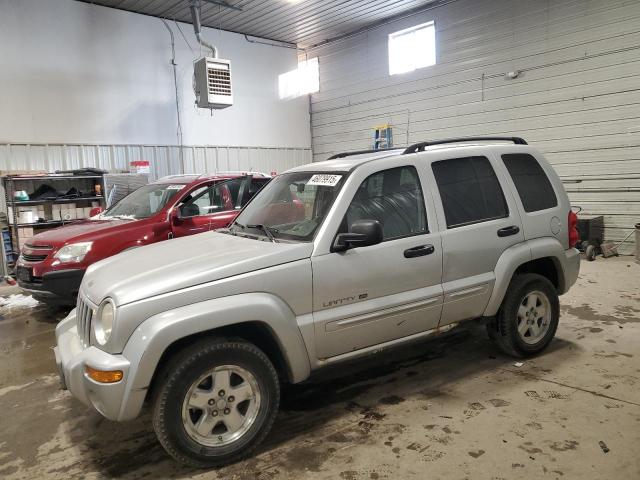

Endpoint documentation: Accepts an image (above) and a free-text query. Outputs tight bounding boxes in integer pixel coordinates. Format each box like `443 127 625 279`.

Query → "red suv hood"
28 219 139 247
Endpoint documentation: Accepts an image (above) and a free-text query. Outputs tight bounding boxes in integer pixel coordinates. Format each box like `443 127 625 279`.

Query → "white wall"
0 0 310 149
309 0 640 253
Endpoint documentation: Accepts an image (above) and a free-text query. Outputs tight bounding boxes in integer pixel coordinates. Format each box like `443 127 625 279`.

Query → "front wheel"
487 273 560 357
152 338 280 468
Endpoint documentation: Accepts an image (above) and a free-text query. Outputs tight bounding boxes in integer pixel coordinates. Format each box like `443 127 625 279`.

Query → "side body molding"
483 237 567 317
118 293 311 419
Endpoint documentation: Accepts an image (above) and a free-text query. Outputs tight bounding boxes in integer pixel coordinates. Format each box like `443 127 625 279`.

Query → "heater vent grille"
208 68 232 96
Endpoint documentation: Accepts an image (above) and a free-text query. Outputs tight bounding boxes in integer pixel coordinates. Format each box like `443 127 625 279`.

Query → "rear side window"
502 153 557 212
432 156 508 228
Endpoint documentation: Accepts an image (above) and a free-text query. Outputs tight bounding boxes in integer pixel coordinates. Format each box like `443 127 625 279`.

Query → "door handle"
404 244 435 258
497 225 520 237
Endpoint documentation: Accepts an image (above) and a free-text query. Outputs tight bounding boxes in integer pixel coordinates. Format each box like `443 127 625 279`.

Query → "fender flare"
483 237 566 317
116 292 311 420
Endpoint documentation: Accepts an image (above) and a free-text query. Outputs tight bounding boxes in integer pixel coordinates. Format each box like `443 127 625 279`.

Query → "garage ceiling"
79 0 440 48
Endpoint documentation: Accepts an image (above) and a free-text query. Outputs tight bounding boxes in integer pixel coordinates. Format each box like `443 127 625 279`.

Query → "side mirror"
89 207 103 217
171 207 183 224
332 219 383 252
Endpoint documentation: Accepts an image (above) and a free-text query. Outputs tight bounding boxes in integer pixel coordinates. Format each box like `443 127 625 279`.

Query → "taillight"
568 210 579 248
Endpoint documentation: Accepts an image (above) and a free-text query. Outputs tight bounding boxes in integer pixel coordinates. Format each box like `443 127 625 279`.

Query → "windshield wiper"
102 214 136 220
246 224 278 243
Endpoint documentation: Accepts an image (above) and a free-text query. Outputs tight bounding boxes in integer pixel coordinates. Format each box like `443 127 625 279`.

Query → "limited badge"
307 174 342 186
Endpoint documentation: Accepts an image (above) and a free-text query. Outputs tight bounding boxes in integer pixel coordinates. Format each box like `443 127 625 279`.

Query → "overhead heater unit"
194 57 233 109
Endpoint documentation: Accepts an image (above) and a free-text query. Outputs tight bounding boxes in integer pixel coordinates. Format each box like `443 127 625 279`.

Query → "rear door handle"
497 225 520 237
404 244 435 258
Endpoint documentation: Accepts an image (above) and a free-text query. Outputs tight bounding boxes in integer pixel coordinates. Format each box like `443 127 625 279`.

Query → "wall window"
278 57 319 99
344 166 428 240
502 154 558 212
432 156 508 228
388 21 436 75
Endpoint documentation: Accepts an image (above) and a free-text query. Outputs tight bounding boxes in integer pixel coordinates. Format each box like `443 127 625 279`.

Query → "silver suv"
55 137 580 467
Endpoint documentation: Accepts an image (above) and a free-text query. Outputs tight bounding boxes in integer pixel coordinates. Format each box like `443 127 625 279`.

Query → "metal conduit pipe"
189 0 217 58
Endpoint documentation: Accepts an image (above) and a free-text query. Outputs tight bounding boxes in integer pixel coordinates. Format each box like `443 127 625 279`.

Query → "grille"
25 243 53 249
207 68 232 96
76 295 94 347
21 253 48 262
22 243 52 262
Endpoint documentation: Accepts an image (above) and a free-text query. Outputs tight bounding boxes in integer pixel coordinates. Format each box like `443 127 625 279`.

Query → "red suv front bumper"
16 248 86 305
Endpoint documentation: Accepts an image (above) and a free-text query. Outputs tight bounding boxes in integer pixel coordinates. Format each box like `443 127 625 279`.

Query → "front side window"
502 153 557 212
343 166 428 240
231 172 345 242
388 21 436 75
432 156 508 228
180 178 245 217
103 183 184 219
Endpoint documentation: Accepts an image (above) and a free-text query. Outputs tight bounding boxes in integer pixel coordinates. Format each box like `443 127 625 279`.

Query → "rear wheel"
487 273 559 357
152 338 280 468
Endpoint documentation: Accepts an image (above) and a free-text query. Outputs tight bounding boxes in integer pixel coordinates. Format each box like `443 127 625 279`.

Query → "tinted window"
345 166 428 240
432 156 508 228
502 153 557 212
181 178 244 217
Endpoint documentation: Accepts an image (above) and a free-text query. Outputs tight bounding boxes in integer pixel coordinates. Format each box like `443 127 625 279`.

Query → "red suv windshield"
102 183 185 219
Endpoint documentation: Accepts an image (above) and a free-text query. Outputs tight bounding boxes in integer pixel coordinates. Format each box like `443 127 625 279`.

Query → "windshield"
102 183 185 219
231 172 346 242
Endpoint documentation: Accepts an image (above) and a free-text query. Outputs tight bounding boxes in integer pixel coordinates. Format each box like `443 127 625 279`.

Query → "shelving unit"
2 173 107 262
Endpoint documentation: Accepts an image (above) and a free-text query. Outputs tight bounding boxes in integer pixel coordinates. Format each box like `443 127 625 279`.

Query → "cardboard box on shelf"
52 204 61 220
84 207 93 218
76 208 85 219
16 206 39 224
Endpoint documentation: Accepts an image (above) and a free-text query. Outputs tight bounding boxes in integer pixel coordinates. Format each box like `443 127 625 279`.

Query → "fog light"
85 366 123 383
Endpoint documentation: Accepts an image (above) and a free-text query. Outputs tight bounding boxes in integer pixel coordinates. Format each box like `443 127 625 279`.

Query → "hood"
27 218 138 247
82 231 314 306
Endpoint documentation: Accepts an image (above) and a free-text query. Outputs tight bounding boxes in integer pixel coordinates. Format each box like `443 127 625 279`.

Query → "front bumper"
54 309 144 421
19 268 85 305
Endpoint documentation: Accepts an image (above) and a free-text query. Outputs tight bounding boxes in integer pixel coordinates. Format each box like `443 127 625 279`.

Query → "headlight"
54 242 92 263
94 298 115 346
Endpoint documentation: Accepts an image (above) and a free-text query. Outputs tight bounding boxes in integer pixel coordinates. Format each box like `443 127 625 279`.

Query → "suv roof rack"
327 147 401 160
403 136 527 154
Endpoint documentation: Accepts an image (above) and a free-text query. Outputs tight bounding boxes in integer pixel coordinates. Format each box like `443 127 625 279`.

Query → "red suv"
16 173 271 305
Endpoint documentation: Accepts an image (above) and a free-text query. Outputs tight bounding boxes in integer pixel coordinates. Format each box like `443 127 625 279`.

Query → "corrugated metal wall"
0 142 311 213
309 0 640 254
0 143 311 179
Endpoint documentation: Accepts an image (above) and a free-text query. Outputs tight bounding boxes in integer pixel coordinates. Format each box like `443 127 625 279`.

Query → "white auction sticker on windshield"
166 185 184 189
307 174 342 186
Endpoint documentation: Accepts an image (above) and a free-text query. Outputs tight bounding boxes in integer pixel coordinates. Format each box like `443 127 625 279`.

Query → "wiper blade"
246 224 278 243
103 214 135 220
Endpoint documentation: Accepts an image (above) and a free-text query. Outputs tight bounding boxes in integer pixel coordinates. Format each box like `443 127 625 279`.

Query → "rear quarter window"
502 153 557 212
431 156 508 228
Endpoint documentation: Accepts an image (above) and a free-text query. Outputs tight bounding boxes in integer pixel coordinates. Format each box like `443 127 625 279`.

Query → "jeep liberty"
54 137 580 467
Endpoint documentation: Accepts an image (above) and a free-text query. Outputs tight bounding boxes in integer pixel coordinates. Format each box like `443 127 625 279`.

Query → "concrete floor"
0 257 639 480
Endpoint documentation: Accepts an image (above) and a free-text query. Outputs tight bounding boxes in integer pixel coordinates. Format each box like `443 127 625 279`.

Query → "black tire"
487 273 559 358
152 337 280 468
